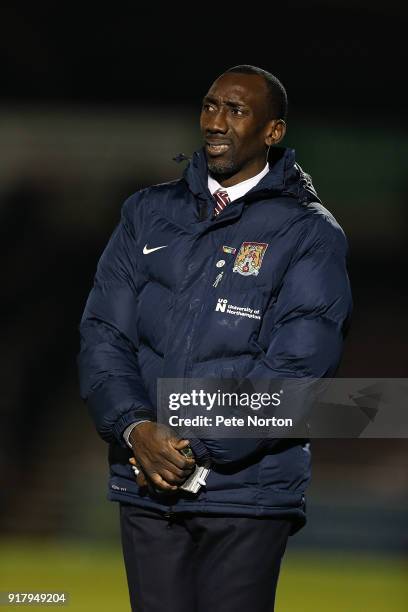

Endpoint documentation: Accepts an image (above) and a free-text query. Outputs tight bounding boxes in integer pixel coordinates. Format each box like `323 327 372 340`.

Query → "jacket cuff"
113 409 155 448
123 420 152 448
188 437 212 465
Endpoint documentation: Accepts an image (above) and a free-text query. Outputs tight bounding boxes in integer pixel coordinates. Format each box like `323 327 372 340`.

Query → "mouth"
205 142 231 156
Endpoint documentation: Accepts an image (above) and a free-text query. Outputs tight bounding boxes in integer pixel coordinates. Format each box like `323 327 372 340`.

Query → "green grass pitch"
0 541 406 611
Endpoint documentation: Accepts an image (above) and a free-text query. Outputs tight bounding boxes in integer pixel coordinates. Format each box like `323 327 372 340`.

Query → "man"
78 65 352 611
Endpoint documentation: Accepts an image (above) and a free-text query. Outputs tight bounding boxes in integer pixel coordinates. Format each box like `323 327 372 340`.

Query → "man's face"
200 72 274 185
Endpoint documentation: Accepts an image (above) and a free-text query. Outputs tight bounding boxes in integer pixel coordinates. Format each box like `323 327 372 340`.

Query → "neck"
211 157 268 188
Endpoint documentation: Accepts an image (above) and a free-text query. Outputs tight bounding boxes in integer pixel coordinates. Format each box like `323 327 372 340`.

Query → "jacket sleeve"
190 229 353 465
77 195 154 447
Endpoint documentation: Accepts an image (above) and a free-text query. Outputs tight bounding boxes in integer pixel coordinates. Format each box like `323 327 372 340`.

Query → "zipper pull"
213 272 224 288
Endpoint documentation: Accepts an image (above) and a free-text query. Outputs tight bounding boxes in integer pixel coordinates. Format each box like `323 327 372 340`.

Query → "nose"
205 107 228 134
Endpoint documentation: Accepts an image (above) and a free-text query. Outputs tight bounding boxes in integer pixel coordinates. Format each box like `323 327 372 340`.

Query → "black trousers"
119 502 291 612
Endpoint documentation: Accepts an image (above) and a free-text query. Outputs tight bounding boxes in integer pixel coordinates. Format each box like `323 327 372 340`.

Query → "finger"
172 438 191 450
158 457 195 478
129 457 144 472
159 469 190 486
131 442 187 470
129 457 148 486
161 446 196 470
137 473 147 486
129 457 145 471
150 472 178 492
129 461 140 477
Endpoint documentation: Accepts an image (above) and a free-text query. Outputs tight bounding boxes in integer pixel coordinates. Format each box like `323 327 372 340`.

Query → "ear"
265 119 287 146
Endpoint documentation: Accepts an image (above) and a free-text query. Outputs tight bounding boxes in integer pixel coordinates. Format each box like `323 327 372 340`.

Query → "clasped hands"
128 422 196 492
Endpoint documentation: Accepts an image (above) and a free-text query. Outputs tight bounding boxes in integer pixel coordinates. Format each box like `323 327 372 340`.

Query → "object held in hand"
179 445 210 494
129 457 147 486
179 445 194 460
180 465 211 494
131 464 140 476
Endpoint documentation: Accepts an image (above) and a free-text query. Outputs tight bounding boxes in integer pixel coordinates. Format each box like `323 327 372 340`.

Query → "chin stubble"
206 154 238 178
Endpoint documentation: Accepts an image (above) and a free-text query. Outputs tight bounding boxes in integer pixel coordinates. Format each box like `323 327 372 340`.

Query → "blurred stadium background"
0 2 407 611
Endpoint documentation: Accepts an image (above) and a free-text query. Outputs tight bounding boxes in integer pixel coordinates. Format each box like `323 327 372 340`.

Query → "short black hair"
223 64 288 121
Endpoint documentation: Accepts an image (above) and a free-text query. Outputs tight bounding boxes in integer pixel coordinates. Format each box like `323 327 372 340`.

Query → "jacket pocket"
258 443 311 493
208 460 260 490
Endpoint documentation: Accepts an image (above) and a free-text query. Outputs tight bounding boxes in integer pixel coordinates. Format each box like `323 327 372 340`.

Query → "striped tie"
213 188 230 216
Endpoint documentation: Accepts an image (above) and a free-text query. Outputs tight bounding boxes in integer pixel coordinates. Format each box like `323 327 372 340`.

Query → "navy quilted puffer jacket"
78 146 352 533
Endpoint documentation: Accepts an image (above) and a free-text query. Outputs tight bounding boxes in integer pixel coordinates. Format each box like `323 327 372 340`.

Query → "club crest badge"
233 242 268 276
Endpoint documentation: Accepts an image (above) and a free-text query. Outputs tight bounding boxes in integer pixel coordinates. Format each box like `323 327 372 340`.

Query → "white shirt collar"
207 162 269 203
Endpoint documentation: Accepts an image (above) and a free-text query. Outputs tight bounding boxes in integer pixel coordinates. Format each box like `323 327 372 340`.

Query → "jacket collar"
183 145 321 206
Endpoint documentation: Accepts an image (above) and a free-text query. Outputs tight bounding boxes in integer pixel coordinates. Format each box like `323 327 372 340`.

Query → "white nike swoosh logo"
143 244 168 255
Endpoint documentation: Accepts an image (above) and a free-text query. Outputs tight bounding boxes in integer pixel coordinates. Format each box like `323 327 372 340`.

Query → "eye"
230 107 244 116
202 103 215 112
